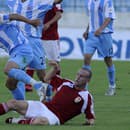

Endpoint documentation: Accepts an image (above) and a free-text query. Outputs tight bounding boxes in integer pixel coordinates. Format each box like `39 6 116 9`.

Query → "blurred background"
60 0 130 29
0 0 130 60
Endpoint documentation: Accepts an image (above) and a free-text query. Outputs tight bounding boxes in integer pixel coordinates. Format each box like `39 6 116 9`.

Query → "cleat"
5 116 25 124
105 86 116 96
5 117 13 124
35 82 48 101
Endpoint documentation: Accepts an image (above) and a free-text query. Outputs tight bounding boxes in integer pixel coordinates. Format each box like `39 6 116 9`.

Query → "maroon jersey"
44 76 95 124
41 4 63 40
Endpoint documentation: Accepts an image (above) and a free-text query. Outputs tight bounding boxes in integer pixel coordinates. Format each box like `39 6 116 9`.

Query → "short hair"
81 67 92 79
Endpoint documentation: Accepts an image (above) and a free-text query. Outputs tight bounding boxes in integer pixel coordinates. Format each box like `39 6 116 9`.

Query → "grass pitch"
0 57 130 130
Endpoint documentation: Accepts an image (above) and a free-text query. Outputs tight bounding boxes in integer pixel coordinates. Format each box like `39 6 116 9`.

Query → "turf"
0 57 130 130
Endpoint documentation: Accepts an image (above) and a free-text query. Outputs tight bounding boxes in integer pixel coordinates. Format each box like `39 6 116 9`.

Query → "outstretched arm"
54 0 63 4
43 10 62 31
44 61 59 83
9 13 40 27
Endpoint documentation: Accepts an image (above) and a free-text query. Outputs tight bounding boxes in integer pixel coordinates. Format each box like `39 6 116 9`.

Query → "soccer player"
0 62 95 126
0 13 48 101
25 4 63 92
83 0 116 96
7 0 63 100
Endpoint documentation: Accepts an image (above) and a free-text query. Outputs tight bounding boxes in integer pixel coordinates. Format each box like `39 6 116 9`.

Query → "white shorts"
25 101 60 125
42 40 61 62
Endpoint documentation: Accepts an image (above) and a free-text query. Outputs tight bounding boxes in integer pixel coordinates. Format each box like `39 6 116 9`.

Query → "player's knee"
7 99 18 110
31 117 49 125
5 78 17 90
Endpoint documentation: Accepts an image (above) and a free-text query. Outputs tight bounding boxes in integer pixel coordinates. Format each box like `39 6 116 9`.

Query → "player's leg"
25 67 35 92
42 40 61 75
98 33 116 95
5 101 60 125
104 57 116 96
82 33 99 70
0 99 28 115
4 55 48 100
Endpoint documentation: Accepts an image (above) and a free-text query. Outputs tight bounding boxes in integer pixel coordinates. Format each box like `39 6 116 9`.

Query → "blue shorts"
9 44 33 70
27 36 46 70
83 33 113 57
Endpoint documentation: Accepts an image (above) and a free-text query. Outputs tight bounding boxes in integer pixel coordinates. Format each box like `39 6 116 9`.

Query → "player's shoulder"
55 4 62 10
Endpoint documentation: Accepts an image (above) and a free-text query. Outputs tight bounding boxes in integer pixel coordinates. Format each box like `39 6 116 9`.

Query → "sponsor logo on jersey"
74 96 81 103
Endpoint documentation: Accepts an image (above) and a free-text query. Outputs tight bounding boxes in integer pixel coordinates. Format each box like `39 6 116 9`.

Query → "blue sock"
46 85 53 101
107 64 115 86
82 65 91 70
17 81 25 99
11 85 25 100
8 68 31 84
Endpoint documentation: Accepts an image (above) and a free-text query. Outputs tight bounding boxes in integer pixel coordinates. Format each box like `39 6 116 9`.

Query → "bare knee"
104 57 113 67
5 78 17 90
31 117 49 125
4 61 19 75
84 54 92 65
6 99 18 110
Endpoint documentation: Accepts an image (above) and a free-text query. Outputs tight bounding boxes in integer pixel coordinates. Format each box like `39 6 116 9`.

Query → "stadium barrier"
1 28 130 61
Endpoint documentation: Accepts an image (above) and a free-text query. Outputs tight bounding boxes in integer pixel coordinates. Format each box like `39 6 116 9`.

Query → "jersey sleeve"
54 4 63 12
0 14 9 24
50 75 70 91
104 0 116 19
84 94 95 120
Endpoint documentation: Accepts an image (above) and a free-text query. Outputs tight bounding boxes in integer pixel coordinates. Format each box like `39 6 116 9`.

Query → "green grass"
0 57 130 130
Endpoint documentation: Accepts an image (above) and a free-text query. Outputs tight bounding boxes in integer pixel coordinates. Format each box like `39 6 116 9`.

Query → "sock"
18 118 34 124
11 81 25 100
107 64 115 87
0 103 8 115
82 65 91 70
8 68 35 85
46 85 53 101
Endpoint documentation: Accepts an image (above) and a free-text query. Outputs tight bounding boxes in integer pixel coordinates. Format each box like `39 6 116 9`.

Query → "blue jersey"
0 24 28 54
0 0 29 54
0 0 10 13
8 0 54 38
85 0 116 33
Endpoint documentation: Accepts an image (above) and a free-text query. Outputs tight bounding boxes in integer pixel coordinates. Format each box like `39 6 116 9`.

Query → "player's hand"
82 119 94 126
83 31 88 40
94 28 102 36
48 61 59 69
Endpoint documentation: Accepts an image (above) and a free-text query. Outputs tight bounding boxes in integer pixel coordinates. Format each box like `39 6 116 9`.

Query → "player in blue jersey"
83 0 116 96
0 13 49 101
6 0 63 100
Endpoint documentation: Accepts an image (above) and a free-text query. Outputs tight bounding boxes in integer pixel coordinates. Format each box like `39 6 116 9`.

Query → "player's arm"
83 94 95 126
83 24 89 40
9 13 40 27
44 61 60 83
54 0 63 4
94 18 111 36
43 10 62 31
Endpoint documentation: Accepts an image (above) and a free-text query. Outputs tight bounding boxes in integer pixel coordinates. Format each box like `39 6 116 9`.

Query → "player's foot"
5 116 24 124
105 85 116 96
35 82 48 101
25 84 33 92
5 117 33 124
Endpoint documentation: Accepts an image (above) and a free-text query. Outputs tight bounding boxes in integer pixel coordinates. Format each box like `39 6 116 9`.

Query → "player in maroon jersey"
25 4 63 92
0 61 95 126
